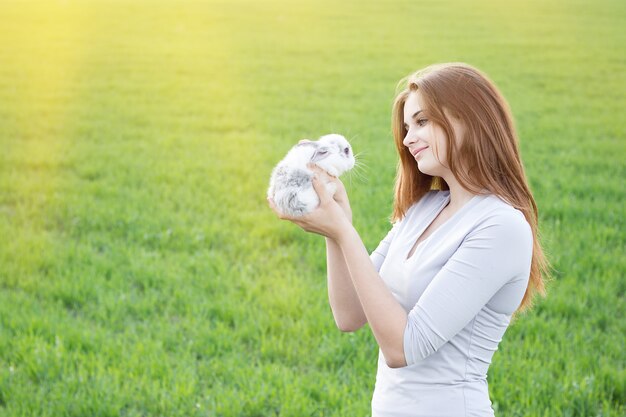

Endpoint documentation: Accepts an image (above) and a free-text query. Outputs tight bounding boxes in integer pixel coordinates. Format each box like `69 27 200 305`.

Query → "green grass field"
0 0 624 415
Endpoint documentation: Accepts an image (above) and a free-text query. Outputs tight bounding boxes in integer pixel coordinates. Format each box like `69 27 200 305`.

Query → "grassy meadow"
0 0 624 415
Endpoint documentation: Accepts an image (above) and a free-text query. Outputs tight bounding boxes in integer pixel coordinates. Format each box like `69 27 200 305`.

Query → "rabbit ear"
296 139 315 147
311 146 330 163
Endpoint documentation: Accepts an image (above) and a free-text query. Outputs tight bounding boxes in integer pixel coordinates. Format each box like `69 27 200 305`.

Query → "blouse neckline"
404 192 483 263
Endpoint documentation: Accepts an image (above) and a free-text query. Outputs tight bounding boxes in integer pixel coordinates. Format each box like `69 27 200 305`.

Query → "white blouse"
369 190 533 417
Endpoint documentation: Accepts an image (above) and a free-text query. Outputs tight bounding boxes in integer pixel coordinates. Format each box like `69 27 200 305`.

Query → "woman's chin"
416 162 433 176
416 160 445 178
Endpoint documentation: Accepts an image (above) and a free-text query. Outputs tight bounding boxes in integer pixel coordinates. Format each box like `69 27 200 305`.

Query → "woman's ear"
442 106 466 145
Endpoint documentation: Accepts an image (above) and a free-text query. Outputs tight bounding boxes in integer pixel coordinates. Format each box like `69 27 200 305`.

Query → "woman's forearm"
336 224 408 368
269 168 406 365
325 236 367 332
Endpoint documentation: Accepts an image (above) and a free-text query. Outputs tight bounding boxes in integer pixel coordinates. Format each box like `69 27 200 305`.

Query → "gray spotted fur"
267 134 355 217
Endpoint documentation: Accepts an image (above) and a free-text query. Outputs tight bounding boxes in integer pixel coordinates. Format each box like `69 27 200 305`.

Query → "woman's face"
402 92 464 179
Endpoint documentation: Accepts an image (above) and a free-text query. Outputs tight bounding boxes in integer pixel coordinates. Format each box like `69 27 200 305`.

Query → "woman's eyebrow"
404 110 424 124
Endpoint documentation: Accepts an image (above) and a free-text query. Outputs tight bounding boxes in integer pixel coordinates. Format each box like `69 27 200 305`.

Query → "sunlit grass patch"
0 0 624 416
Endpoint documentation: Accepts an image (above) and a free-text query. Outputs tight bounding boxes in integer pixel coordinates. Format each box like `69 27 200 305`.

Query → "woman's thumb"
311 174 330 203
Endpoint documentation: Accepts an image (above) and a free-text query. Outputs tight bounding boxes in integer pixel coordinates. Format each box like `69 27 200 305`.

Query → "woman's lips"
411 146 428 157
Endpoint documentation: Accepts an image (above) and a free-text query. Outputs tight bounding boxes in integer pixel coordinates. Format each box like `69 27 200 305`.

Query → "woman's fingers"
267 197 291 220
306 163 336 179
266 197 281 217
311 174 333 204
267 196 309 227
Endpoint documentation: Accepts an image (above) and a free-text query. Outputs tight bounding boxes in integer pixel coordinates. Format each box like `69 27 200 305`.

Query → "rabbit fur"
267 134 355 217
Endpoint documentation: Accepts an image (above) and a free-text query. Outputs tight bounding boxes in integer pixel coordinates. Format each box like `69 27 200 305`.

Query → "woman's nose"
403 129 417 147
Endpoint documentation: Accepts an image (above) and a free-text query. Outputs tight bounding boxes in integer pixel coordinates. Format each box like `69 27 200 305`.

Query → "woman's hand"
307 163 352 223
267 164 353 241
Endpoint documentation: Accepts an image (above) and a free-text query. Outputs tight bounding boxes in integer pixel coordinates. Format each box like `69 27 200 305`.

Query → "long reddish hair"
390 62 551 312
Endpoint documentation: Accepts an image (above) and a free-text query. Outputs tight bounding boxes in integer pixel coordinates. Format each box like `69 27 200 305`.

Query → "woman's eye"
405 120 428 130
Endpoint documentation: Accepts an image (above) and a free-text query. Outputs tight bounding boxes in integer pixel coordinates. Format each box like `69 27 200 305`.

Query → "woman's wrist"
338 201 353 223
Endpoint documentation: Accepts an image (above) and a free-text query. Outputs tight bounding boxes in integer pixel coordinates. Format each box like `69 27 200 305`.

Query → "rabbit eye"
344 147 350 155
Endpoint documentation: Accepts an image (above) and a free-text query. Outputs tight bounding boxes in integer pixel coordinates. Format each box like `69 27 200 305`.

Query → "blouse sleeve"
369 220 401 273
403 210 533 366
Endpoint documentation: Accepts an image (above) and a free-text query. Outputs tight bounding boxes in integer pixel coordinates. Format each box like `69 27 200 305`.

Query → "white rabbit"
267 133 355 217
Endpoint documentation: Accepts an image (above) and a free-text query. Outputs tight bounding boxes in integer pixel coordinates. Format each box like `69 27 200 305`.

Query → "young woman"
268 62 550 417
